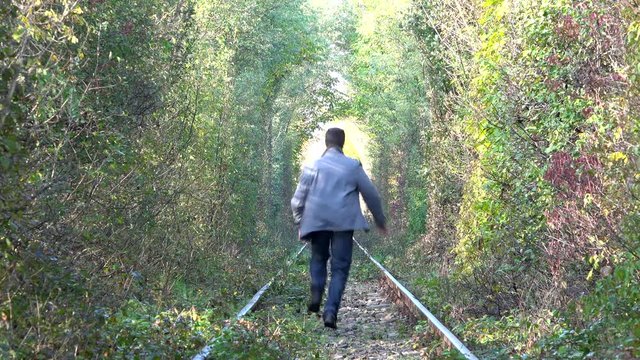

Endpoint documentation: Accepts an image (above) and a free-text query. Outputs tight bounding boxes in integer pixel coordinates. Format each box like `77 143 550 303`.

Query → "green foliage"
1 0 638 357
343 0 639 357
0 0 332 356
534 256 640 359
94 300 217 358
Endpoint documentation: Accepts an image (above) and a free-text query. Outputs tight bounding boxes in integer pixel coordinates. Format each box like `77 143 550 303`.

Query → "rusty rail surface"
192 244 307 360
194 238 478 360
353 237 479 360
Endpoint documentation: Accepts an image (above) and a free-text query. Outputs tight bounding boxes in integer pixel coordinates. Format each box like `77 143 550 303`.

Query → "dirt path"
321 280 422 359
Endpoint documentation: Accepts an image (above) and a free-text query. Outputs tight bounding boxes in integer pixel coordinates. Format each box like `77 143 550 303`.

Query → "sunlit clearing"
358 0 411 36
309 0 345 10
300 118 371 173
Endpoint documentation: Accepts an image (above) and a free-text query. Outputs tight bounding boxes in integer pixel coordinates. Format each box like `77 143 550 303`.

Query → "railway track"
193 239 478 360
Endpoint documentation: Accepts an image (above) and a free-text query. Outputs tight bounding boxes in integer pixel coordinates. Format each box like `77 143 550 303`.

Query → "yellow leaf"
44 10 57 21
613 127 623 141
72 6 83 15
608 151 627 163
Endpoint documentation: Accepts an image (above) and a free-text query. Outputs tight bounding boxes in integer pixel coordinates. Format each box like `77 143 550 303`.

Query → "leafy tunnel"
1 0 639 358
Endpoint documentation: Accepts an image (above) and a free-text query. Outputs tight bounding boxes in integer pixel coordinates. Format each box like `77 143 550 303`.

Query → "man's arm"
355 165 386 229
290 166 316 225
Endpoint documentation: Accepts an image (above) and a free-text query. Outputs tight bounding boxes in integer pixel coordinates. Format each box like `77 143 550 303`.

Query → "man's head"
325 127 345 149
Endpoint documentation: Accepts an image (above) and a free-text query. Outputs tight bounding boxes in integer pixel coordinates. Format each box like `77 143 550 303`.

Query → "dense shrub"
346 0 639 356
1 0 331 356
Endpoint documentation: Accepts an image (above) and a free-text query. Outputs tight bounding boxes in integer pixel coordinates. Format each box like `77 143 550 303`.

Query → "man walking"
291 127 386 329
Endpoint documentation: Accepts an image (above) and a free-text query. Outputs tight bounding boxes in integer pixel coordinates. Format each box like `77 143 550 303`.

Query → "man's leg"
309 231 331 312
323 230 354 324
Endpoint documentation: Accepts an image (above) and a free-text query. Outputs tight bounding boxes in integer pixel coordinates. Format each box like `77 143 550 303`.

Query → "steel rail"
192 244 307 360
353 238 479 360
235 244 307 319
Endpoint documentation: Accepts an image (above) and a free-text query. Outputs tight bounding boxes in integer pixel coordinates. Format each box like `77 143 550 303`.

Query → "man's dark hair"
325 127 345 149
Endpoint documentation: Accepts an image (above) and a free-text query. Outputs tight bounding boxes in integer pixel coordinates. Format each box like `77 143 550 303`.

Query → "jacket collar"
322 147 344 157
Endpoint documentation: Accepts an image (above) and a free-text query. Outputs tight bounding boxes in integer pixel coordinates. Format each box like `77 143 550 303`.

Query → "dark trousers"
309 230 354 315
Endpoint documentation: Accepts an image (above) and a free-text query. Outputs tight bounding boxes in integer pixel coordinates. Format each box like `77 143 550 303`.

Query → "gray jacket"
291 147 386 240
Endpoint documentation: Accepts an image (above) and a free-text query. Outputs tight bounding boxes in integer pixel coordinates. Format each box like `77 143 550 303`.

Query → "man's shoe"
308 290 322 313
323 311 337 329
307 302 320 313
